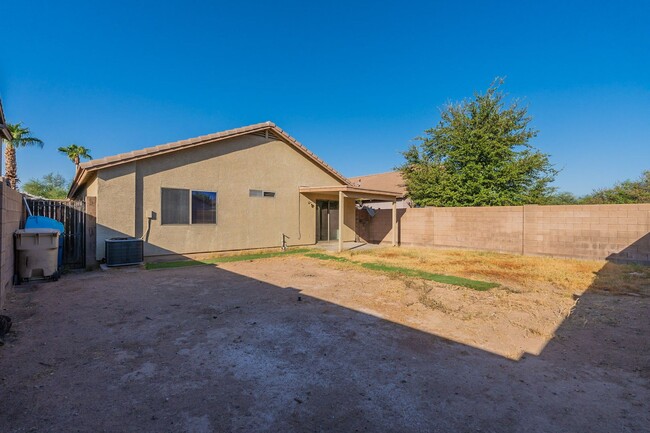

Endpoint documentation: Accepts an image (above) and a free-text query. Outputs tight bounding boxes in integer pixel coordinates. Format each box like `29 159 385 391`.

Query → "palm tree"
58 144 92 167
2 123 44 189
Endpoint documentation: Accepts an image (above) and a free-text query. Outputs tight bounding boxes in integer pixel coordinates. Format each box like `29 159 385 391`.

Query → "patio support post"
392 199 397 246
338 191 345 253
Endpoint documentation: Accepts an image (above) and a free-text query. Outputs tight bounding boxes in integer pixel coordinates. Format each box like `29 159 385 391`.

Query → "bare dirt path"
0 256 647 432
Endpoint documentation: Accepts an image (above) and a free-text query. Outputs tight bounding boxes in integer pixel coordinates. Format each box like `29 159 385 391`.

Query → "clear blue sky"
2 0 649 195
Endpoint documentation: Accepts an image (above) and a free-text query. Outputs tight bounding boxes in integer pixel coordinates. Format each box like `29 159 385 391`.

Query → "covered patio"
300 185 401 252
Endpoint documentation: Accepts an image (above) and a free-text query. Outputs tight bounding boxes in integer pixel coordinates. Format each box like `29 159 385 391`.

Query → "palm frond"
14 137 44 148
58 144 92 162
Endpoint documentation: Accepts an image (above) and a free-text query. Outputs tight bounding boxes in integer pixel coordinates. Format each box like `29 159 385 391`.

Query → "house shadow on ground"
548 232 650 377
1 239 648 433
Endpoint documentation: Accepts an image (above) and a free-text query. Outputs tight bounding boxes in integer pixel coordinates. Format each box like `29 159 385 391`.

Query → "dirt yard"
0 253 648 432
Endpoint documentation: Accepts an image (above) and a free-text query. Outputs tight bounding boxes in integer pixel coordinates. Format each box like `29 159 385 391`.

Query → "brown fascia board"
68 121 351 198
68 167 88 198
0 98 12 141
0 125 11 141
299 185 401 199
0 98 6 124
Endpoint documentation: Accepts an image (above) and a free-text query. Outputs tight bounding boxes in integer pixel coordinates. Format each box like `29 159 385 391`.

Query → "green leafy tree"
541 191 579 205
22 172 69 199
399 80 557 207
581 171 650 204
58 144 92 166
2 123 44 189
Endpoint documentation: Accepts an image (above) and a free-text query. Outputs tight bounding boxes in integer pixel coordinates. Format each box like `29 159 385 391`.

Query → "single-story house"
68 122 400 259
0 98 12 141
350 171 412 209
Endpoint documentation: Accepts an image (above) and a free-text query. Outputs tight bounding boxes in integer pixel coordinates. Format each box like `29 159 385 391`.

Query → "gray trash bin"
15 229 61 281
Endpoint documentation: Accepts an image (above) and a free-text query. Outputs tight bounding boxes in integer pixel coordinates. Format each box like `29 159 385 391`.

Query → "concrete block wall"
361 203 650 263
524 204 650 262
432 206 523 254
0 181 24 307
365 208 434 246
399 208 435 246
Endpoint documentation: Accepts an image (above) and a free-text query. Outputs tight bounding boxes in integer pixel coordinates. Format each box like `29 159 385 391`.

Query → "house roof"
68 121 351 198
349 171 407 198
0 98 12 141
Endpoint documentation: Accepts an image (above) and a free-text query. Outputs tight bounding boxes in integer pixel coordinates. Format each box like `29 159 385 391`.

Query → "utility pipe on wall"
338 191 345 253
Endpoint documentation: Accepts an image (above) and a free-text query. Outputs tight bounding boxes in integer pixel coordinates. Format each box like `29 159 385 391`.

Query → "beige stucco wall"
86 176 98 197
96 163 136 258
90 134 347 259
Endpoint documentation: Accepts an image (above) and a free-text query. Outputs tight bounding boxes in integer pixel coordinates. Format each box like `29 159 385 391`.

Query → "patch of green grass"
146 260 207 270
358 262 498 291
145 248 311 270
304 253 351 263
304 252 498 291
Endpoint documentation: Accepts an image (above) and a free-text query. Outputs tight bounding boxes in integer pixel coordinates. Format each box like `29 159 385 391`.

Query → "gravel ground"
0 256 647 433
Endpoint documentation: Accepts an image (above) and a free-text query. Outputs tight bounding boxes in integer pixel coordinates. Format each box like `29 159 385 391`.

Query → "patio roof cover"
299 186 400 252
299 185 401 201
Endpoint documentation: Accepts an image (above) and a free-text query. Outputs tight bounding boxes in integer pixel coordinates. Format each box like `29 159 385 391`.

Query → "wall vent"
251 130 280 140
250 189 276 198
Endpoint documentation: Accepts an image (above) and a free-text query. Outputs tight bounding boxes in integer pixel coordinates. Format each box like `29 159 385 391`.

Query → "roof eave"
0 99 12 141
0 126 11 141
68 166 91 199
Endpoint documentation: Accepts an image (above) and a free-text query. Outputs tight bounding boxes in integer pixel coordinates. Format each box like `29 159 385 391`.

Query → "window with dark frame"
161 188 190 224
192 191 217 224
161 188 217 225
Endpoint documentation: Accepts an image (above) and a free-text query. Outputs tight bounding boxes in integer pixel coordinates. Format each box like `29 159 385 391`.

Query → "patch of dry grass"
292 247 648 359
589 263 650 296
344 247 650 296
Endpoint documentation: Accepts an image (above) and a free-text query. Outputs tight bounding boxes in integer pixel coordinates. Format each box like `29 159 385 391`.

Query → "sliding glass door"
316 200 339 241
